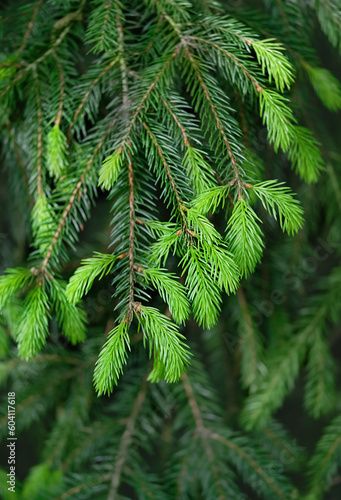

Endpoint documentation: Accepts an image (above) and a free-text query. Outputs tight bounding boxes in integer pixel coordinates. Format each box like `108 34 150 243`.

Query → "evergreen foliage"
0 0 341 498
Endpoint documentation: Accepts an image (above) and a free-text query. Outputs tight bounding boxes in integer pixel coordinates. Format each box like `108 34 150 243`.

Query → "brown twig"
127 155 136 321
53 53 65 126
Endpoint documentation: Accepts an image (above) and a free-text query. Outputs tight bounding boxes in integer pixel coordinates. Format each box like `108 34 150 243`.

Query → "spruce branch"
117 47 180 154
185 51 244 197
252 180 304 235
186 35 263 92
41 117 117 273
17 0 44 52
142 121 188 227
107 381 148 500
241 302 328 431
161 97 190 146
305 414 341 499
66 253 118 305
226 199 264 278
93 322 131 395
69 57 119 133
52 53 65 127
210 432 288 499
33 69 43 196
0 24 71 101
137 306 191 383
127 156 136 321
182 373 228 500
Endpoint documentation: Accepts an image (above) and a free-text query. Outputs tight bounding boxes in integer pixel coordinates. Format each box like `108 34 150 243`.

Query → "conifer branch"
210 432 287 499
186 52 244 197
33 69 43 196
41 117 117 272
127 156 136 321
100 0 115 50
118 47 180 153
17 0 44 53
142 121 187 227
0 25 71 101
116 9 129 108
55 474 112 500
161 97 190 146
69 58 119 131
182 373 228 500
107 382 148 500
1 3 339 496
118 49 180 153
53 53 65 127
187 36 263 92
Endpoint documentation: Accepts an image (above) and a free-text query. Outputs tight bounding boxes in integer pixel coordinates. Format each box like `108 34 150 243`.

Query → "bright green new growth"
251 39 295 92
192 185 231 214
138 306 191 383
94 322 130 395
252 180 304 235
0 268 34 310
21 463 63 500
17 286 50 359
50 279 87 345
98 150 123 190
46 124 68 179
142 267 190 324
227 200 264 278
66 252 118 305
183 146 216 194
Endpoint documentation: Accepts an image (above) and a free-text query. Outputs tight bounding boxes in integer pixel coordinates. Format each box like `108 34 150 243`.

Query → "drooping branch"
117 47 180 153
69 57 119 132
186 52 244 198
17 0 45 53
210 432 287 499
142 121 188 229
161 97 190 146
41 117 118 273
182 373 227 500
182 372 288 499
107 382 148 500
187 36 263 92
100 0 114 48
